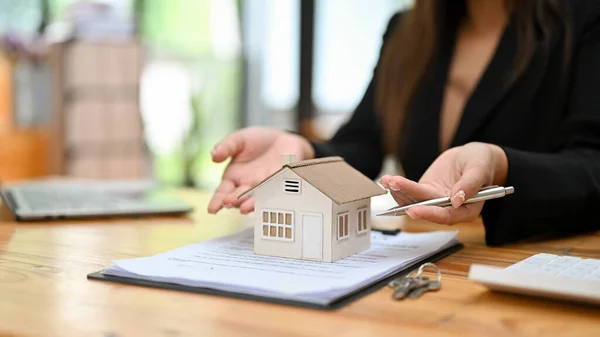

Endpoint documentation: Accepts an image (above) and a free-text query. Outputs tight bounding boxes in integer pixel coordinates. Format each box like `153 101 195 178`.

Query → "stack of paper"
98 228 460 306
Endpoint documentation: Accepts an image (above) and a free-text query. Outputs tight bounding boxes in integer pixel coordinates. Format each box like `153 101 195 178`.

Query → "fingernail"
406 209 420 219
389 181 400 192
451 190 466 208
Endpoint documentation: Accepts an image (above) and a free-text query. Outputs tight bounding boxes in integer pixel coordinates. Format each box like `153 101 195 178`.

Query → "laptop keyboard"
16 188 121 211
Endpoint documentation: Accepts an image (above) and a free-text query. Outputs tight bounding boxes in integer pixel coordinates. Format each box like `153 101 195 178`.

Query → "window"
337 212 349 240
261 209 294 241
357 207 368 234
283 179 301 194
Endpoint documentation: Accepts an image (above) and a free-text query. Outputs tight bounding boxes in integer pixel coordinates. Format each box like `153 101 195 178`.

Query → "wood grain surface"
0 189 599 337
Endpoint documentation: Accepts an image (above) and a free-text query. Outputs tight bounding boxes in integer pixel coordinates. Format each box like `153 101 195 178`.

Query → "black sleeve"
481 15 600 245
310 13 402 180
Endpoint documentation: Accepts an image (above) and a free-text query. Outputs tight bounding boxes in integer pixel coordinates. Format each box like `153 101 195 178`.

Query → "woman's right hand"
207 127 315 214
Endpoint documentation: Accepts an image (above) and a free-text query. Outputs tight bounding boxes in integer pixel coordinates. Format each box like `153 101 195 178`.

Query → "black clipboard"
87 240 463 310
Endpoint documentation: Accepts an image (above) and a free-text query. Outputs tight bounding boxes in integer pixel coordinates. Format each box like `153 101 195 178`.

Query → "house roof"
238 156 387 204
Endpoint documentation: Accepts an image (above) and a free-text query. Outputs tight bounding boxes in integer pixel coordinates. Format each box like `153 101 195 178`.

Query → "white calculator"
468 253 600 306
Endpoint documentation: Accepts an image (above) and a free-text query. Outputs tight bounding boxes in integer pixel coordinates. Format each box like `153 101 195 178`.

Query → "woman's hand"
207 127 315 214
379 142 508 224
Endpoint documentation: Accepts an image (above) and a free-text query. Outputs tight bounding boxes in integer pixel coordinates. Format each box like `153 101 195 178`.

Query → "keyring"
414 262 442 282
387 262 442 288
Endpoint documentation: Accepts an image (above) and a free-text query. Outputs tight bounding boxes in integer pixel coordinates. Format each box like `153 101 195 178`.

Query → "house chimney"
281 153 296 166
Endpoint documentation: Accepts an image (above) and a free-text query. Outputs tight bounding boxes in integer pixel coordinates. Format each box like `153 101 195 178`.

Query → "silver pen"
376 185 515 216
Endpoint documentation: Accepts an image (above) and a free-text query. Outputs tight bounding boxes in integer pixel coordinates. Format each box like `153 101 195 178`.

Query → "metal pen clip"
376 185 515 216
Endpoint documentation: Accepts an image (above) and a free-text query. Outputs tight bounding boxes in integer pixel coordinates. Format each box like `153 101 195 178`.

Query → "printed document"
102 228 459 305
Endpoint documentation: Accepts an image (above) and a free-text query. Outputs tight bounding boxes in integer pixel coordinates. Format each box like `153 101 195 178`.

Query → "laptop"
0 179 194 221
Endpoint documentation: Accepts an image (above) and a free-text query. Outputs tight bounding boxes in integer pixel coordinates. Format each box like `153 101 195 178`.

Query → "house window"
261 209 294 241
283 179 301 194
337 212 349 240
357 207 368 234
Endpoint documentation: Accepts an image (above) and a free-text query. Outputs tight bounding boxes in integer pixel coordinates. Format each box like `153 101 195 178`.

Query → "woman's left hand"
379 142 508 225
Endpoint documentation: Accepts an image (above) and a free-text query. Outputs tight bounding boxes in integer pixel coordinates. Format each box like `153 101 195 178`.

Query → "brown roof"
238 156 387 204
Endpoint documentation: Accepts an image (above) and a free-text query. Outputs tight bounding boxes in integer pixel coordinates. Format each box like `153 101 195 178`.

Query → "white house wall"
253 168 333 261
330 199 371 261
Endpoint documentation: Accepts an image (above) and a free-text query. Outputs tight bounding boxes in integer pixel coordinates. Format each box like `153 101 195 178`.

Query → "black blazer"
311 1 600 246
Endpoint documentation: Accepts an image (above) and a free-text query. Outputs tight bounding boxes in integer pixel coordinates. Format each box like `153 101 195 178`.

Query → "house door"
302 213 323 260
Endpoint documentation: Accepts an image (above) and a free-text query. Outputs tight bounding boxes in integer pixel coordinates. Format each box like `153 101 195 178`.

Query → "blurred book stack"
48 0 149 180
50 40 147 180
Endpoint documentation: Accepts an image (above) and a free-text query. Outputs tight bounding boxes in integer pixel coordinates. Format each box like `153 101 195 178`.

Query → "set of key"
388 262 442 300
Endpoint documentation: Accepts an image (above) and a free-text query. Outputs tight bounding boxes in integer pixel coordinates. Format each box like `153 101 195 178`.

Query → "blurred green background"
0 0 410 188
50 0 241 189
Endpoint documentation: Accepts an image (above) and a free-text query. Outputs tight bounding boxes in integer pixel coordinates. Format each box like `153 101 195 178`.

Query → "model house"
238 154 387 262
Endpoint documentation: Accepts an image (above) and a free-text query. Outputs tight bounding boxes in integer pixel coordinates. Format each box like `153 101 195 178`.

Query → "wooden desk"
1 189 599 337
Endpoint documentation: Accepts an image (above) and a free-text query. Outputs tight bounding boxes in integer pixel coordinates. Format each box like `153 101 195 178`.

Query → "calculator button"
542 264 568 272
526 253 557 262
583 273 600 281
534 267 559 275
548 256 581 267
568 265 598 275
578 259 600 268
506 264 535 271
558 269 588 279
